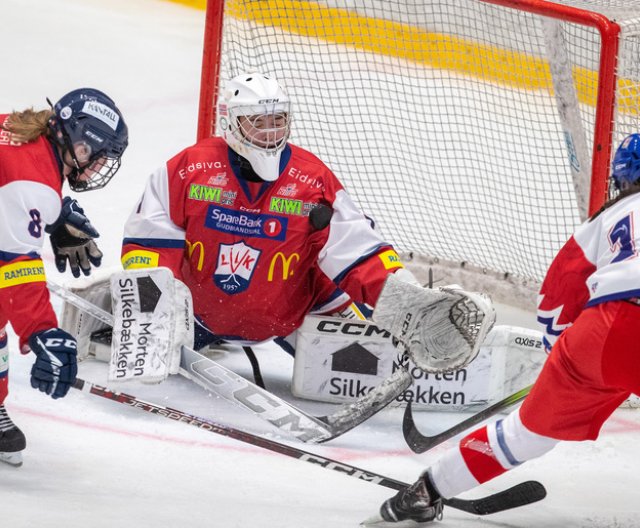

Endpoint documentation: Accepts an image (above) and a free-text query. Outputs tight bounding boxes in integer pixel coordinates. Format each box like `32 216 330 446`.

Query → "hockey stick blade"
316 367 412 442
50 280 408 443
442 480 546 515
73 376 546 516
179 346 334 442
403 385 533 453
361 480 546 526
180 342 411 443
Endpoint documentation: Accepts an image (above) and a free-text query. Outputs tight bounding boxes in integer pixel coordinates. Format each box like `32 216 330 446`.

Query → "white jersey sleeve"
0 180 60 255
316 189 387 281
123 166 186 243
577 192 640 304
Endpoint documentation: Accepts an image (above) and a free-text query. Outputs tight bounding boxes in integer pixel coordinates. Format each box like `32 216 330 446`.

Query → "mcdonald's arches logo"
186 240 205 271
268 252 300 281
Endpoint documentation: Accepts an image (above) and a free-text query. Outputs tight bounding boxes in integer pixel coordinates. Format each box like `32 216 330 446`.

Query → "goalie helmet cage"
197 0 640 299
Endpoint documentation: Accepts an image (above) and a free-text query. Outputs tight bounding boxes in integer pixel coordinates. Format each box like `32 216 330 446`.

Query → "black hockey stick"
242 345 266 388
403 384 533 453
73 377 546 515
444 479 545 515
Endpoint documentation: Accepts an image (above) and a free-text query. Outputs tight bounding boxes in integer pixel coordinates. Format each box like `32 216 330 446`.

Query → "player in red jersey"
0 88 128 465
364 134 640 525
122 72 418 352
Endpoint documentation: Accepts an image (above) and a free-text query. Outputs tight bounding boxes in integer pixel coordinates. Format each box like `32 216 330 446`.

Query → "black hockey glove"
45 197 103 278
28 328 78 399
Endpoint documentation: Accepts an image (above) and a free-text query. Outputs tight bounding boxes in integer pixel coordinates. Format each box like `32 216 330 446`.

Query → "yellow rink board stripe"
166 0 640 110
166 0 207 8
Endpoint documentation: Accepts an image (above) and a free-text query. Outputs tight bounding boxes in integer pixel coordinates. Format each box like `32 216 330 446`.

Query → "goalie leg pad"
373 274 496 373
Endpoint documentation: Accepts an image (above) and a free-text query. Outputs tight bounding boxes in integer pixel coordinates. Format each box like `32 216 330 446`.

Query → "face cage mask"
229 105 291 153
66 155 122 192
58 129 122 192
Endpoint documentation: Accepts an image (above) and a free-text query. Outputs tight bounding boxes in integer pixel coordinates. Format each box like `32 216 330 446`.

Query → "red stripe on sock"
459 426 508 483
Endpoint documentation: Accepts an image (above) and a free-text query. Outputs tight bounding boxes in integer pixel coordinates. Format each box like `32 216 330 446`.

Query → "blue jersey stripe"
122 237 185 249
0 250 41 263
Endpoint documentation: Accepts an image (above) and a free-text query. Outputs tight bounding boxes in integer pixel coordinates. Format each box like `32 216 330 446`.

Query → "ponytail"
1 108 53 144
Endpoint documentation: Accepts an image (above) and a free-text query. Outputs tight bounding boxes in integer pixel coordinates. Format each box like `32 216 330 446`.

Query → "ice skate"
362 473 443 526
0 405 26 467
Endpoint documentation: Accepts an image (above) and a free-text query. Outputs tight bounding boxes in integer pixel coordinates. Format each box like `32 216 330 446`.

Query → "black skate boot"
379 472 443 525
0 404 26 467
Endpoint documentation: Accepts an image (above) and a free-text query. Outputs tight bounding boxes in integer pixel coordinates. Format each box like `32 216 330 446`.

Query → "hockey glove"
45 196 103 278
28 328 78 399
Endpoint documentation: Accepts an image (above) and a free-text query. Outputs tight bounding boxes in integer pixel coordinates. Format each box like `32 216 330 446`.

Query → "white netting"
210 0 640 295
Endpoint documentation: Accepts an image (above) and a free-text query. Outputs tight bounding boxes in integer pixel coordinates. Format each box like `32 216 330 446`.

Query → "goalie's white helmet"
218 73 291 182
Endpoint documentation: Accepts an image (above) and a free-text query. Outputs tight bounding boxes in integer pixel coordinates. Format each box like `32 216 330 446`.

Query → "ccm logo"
317 321 391 339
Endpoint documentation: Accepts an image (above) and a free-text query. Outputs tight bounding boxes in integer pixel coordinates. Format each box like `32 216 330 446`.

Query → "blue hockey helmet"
611 133 640 192
48 88 128 192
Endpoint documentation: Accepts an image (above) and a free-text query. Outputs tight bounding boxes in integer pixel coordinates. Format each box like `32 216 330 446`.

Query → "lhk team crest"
214 241 261 294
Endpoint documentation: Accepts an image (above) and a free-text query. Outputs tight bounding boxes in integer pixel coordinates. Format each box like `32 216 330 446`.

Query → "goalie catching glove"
372 274 496 373
45 196 103 278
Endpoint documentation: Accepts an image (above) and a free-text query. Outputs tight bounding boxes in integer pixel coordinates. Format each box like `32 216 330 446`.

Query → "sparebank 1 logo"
214 241 261 294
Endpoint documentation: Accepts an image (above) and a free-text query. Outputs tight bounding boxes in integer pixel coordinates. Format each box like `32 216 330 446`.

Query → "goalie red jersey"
122 137 405 342
0 115 62 350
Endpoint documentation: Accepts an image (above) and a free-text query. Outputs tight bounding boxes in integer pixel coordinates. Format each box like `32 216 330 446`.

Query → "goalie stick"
402 384 533 453
73 376 547 516
48 280 412 443
179 345 412 443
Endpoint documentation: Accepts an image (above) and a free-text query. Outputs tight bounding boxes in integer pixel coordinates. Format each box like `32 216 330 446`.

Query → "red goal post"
480 0 620 217
196 0 639 303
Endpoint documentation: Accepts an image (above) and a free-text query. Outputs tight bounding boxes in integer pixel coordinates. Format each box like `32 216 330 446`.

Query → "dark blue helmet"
611 133 640 192
48 88 128 192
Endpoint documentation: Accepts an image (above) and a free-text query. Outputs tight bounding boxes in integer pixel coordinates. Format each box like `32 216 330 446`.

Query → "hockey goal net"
197 0 640 304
